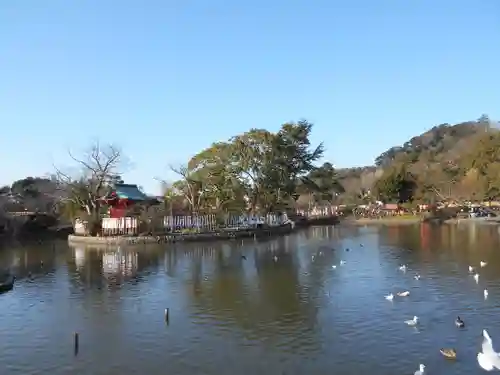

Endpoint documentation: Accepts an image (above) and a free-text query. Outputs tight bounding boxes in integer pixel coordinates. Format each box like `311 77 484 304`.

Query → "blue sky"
1 0 499 194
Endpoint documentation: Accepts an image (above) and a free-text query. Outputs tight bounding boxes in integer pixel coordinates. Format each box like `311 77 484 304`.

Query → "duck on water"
455 316 465 328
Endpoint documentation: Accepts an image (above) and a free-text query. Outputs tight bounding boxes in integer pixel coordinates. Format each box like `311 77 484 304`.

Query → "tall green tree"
229 121 323 212
168 119 324 214
188 142 247 214
272 120 324 205
373 165 417 203
300 162 344 206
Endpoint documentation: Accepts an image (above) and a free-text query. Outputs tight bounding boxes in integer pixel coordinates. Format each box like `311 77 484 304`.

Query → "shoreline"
68 215 342 247
68 224 295 246
351 216 423 225
444 217 500 225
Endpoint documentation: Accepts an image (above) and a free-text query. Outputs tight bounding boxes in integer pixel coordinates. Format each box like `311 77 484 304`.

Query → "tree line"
0 121 344 233
2 115 499 232
163 120 343 216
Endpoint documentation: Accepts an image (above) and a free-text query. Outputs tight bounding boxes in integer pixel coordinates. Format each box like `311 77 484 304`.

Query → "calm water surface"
1 223 500 374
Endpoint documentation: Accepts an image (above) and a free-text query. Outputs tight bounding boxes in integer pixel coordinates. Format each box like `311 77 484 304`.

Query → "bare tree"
54 142 126 223
169 164 204 214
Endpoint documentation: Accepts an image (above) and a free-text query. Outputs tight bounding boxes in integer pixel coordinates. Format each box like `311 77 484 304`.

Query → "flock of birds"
270 241 500 373
378 259 500 374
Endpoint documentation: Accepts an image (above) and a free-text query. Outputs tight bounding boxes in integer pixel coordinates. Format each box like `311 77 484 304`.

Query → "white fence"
102 217 138 236
163 215 217 231
297 206 337 217
77 213 291 236
163 213 289 232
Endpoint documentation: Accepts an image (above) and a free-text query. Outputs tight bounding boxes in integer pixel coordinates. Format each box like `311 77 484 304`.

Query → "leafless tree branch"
169 164 204 214
53 141 127 218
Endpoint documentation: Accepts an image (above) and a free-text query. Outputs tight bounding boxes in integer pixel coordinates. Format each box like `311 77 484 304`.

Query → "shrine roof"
112 184 149 201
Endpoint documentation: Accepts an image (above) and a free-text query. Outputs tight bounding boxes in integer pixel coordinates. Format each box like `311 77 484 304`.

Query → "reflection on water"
74 247 85 269
2 224 500 374
102 250 138 278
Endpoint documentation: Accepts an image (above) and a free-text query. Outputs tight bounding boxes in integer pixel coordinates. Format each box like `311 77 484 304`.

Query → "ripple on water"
2 226 500 374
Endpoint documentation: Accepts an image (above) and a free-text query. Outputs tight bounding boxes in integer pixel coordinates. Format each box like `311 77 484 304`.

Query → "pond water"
1 223 500 374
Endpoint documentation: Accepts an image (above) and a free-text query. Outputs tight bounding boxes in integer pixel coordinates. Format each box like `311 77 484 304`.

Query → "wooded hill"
338 115 500 203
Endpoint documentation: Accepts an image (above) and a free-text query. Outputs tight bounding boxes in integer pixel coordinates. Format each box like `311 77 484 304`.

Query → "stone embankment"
68 223 295 246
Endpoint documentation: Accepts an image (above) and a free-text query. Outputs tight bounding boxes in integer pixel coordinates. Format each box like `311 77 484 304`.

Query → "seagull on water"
485 289 489 299
397 291 410 297
414 274 421 280
455 316 465 328
469 265 475 273
477 329 500 371
340 260 346 265
414 364 425 375
474 273 480 283
399 265 407 272
481 261 488 268
332 265 337 269
385 293 394 301
405 316 419 326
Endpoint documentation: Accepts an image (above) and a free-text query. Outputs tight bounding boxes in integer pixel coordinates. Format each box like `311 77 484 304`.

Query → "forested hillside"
364 114 500 203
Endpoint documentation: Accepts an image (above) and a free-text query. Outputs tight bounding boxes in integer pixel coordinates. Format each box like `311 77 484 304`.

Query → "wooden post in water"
74 332 79 356
164 308 170 324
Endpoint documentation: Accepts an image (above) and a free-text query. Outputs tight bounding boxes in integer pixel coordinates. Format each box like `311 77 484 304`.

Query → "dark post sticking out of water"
74 332 79 356
165 308 170 324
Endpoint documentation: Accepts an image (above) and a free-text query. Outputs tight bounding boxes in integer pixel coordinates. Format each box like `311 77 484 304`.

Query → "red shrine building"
99 183 159 218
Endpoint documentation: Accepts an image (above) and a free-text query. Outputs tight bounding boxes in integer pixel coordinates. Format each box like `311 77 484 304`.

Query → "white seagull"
405 316 419 326
477 329 500 371
481 261 488 268
474 273 480 283
414 364 425 375
385 293 394 301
